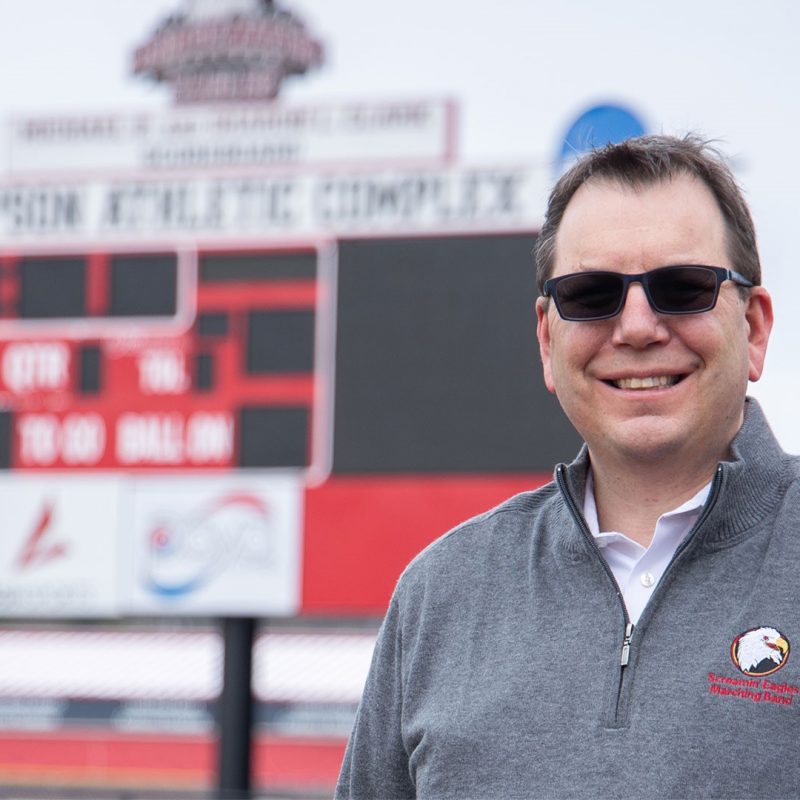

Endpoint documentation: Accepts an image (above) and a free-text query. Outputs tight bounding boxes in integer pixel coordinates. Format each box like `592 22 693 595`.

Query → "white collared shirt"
582 470 711 624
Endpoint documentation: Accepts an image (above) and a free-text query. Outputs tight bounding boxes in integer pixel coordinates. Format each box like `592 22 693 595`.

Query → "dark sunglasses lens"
648 267 718 313
555 273 624 319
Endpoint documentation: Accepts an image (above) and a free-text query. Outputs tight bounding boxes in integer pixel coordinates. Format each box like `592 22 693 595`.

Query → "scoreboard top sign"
4 100 457 176
132 0 324 104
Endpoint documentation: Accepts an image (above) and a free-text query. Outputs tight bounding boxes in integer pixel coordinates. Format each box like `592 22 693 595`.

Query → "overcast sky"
2 0 799 448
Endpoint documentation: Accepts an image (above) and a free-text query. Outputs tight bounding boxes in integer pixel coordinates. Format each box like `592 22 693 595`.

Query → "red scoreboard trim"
302 473 551 614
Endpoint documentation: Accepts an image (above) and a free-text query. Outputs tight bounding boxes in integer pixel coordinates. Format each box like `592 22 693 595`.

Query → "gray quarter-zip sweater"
336 398 800 799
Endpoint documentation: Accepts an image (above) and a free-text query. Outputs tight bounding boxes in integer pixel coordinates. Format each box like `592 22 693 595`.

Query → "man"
336 135 800 798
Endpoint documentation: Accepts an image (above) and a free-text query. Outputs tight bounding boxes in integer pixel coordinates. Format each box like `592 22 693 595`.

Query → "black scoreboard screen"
332 234 580 473
15 253 178 319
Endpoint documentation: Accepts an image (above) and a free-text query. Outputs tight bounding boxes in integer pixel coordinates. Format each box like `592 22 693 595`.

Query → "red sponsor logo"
15 500 68 570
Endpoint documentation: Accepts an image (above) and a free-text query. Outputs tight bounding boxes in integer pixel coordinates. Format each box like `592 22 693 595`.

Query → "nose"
611 283 670 348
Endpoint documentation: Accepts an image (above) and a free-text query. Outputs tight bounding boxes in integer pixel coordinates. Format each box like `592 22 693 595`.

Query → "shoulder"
769 445 800 501
394 481 562 598
778 452 800 505
784 453 800 479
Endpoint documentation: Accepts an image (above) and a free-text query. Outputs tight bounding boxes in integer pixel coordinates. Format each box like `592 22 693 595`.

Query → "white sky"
1 0 799 448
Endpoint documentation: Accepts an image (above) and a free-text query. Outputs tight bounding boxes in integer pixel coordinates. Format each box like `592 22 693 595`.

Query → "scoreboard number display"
0 244 335 479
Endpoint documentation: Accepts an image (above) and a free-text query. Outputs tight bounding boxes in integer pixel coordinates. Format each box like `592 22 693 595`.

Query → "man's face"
536 174 772 470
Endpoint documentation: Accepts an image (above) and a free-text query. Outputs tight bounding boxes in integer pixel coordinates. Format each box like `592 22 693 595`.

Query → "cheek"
678 316 751 384
546 329 598 388
687 311 742 352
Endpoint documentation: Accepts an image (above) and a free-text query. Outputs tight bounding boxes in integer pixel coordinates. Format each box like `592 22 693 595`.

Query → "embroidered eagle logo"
731 626 790 677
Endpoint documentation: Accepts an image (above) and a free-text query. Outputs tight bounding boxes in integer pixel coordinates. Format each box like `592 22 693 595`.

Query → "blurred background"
0 1 797 797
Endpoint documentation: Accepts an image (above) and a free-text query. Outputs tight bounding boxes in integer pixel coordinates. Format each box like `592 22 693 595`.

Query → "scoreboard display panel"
0 233 577 477
0 245 333 476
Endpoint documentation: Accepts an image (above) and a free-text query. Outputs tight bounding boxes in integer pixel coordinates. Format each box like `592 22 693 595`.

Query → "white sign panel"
123 474 303 616
0 475 121 618
0 164 544 244
6 100 455 174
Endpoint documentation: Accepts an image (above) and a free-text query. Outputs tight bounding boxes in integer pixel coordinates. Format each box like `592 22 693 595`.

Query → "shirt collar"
555 398 789 555
583 468 712 541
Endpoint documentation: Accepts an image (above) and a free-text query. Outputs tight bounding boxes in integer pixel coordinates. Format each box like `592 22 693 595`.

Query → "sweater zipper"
555 462 725 727
555 465 633 725
620 622 634 666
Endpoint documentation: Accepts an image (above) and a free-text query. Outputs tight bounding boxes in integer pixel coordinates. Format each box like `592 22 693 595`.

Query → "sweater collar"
557 397 787 550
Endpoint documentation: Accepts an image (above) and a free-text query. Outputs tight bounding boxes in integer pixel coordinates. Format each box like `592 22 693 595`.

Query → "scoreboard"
0 103 582 618
0 230 582 616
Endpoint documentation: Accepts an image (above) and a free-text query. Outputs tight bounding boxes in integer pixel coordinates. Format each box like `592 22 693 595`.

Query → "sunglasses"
542 265 754 322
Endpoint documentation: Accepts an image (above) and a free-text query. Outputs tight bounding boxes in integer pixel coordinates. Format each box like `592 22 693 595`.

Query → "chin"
598 418 691 464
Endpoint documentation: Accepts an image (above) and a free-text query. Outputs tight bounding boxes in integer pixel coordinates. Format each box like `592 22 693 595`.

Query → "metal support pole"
217 616 256 800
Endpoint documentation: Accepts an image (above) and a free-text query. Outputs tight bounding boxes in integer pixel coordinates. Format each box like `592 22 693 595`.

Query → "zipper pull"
620 622 634 666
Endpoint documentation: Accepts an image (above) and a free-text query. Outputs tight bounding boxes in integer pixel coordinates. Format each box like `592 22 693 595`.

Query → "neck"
588 451 719 547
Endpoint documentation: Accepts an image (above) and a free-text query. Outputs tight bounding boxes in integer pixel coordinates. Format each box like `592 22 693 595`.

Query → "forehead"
553 174 728 275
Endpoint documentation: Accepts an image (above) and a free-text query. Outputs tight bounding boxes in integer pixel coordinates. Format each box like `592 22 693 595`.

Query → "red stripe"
0 731 345 790
230 375 315 404
85 252 108 316
197 281 317 309
0 731 213 775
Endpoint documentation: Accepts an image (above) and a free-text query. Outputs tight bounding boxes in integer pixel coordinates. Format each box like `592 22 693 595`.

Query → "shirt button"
640 572 656 588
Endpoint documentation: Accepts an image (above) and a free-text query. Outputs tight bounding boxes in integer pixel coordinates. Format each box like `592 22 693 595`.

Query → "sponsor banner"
123 474 303 616
6 100 454 175
0 164 544 243
0 474 121 617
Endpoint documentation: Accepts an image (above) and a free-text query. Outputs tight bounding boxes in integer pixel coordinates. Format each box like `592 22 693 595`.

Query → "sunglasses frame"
542 264 754 322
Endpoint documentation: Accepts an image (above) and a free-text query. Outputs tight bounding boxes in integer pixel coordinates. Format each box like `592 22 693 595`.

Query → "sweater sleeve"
335 593 415 799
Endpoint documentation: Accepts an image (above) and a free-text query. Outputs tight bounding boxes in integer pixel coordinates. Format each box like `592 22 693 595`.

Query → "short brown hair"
534 134 761 293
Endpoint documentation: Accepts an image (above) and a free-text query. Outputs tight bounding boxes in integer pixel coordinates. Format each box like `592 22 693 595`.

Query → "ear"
536 297 557 394
744 287 773 382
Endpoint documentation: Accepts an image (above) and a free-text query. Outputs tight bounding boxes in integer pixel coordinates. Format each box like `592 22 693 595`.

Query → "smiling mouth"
609 375 685 390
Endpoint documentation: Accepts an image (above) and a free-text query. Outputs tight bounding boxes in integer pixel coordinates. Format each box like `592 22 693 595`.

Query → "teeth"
614 375 677 390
